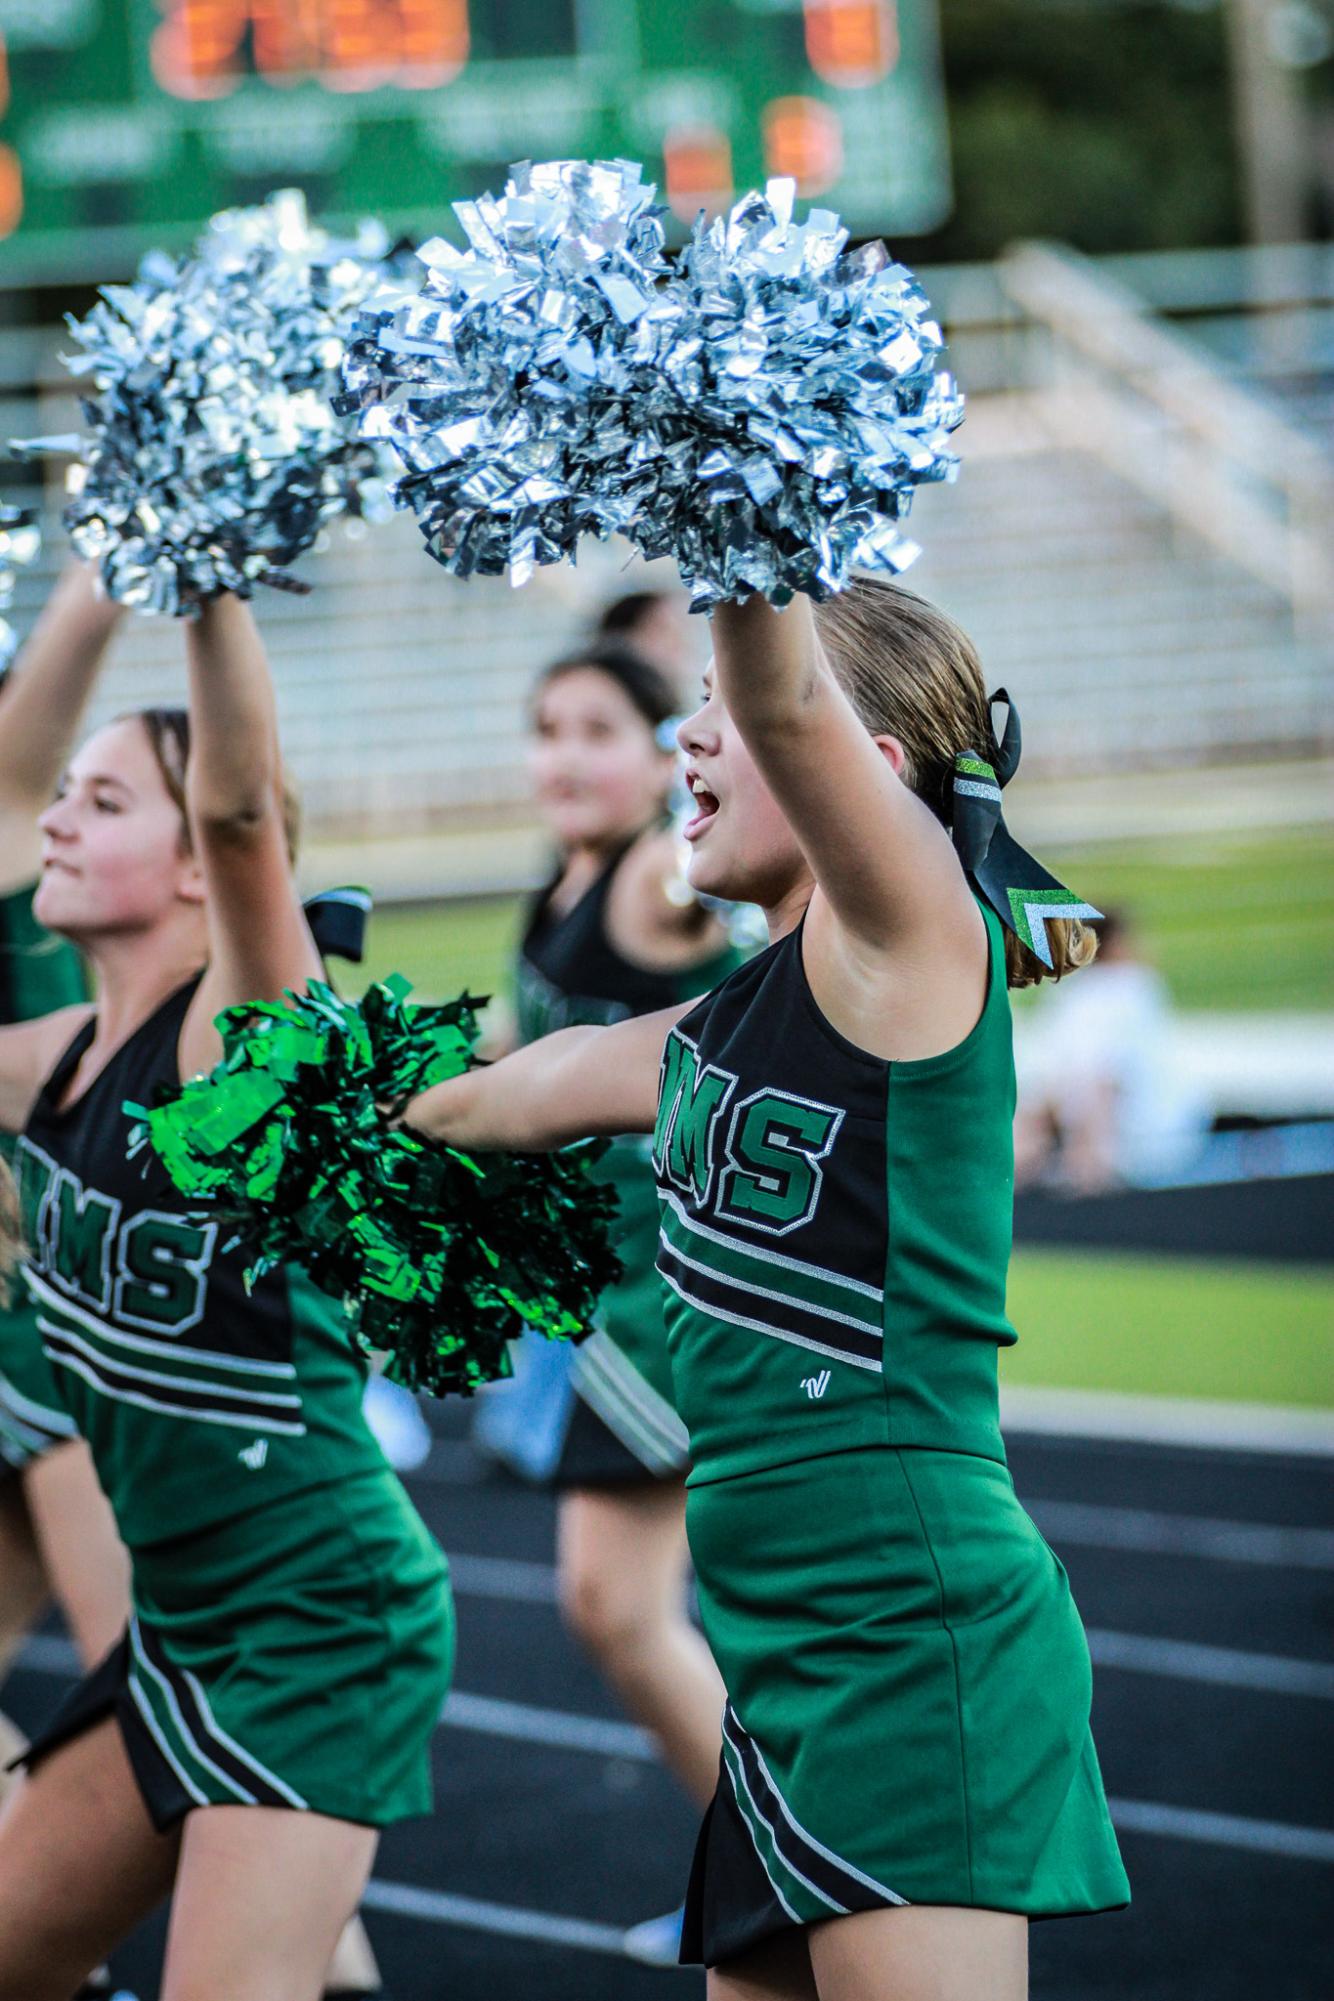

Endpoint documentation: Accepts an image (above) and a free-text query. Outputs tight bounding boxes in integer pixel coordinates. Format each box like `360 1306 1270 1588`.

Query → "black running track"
5 1404 1333 2001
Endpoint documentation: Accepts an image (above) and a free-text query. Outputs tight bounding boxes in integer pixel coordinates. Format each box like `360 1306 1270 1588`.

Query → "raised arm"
709 595 974 949
0 561 124 894
179 596 321 1078
406 1003 685 1154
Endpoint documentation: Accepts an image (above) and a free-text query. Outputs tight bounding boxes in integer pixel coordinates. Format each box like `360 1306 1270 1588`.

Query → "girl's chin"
30 884 63 930
684 847 745 905
547 809 639 849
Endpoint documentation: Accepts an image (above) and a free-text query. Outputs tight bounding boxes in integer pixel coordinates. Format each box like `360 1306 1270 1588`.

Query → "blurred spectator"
596 589 696 694
1015 909 1210 1192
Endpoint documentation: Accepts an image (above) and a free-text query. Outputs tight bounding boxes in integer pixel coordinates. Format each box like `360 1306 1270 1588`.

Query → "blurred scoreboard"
0 1 949 278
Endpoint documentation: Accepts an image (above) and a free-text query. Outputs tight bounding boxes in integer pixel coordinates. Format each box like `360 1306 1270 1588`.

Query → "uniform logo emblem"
802 1370 831 1400
238 1439 269 1470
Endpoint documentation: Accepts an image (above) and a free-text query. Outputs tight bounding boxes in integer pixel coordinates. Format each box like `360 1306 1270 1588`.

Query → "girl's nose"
38 794 74 838
676 704 708 756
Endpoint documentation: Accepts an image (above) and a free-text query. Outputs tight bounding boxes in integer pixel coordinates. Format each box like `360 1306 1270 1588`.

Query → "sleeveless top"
17 977 386 1552
1 884 88 1436
654 900 1018 1487
515 835 740 1044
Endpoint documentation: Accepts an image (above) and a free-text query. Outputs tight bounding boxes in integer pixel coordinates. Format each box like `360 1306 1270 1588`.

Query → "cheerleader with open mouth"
401 580 1130 1999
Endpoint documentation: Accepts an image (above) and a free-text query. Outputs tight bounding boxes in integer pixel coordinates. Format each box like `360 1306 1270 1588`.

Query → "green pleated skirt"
683 1444 1128 1960
26 1468 453 1830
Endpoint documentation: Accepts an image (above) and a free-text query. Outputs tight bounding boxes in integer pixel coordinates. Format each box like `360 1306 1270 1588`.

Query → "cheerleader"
507 640 739 1906
0 563 130 1742
404 580 1130 1999
0 595 453 2001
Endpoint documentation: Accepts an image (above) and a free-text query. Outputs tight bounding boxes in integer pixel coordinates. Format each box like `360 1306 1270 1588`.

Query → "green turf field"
359 824 1334 1013
1004 1249 1334 1409
362 895 520 1008
1039 824 1334 1012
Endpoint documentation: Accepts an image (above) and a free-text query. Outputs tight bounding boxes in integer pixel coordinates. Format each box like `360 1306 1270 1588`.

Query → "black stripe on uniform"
41 1330 305 1433
134 1619 294 1810
656 1246 883 1371
723 1705 895 1916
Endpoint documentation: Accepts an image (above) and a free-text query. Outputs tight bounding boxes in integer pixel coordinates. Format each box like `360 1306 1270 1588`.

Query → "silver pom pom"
0 505 40 671
628 178 964 605
342 164 962 606
16 191 395 616
339 158 668 587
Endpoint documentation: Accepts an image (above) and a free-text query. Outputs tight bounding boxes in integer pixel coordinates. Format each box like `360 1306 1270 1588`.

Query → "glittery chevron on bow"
948 693 1100 970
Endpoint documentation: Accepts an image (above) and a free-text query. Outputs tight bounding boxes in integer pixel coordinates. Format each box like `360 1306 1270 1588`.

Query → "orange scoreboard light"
0 1 950 267
150 1 470 97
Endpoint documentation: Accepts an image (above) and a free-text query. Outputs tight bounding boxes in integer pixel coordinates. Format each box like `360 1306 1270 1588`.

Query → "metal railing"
997 242 1334 637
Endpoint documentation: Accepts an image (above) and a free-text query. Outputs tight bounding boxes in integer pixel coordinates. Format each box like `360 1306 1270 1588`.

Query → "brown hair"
131 707 302 866
813 577 1097 988
534 642 679 735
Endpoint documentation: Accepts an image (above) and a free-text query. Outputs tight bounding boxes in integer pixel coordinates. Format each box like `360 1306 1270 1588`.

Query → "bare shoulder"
606 828 731 970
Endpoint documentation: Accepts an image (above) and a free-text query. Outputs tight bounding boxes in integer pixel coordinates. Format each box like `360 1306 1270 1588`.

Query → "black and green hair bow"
948 692 1100 969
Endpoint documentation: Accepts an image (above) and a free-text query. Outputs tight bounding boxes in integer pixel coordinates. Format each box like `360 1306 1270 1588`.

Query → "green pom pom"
125 978 621 1396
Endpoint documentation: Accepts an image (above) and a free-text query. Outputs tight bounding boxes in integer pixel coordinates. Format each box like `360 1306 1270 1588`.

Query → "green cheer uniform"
16 977 453 1829
0 882 86 1472
515 834 740 1483
653 903 1129 1964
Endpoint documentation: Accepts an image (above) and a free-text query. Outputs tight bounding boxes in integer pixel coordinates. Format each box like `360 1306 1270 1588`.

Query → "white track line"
358 1799 1334 1957
1106 1798 1334 1863
14 1639 1332 1906
21 1616 1334 1712
1000 1386 1334 1457
1086 1629 1334 1700
441 1689 653 1760
1027 1500 1334 1571
455 1507 1334 1600
448 1552 556 1602
359 1878 634 1956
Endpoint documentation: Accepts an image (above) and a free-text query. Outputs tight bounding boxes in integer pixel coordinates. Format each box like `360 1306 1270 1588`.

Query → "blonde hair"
130 707 302 866
0 1157 21 1310
813 577 1097 988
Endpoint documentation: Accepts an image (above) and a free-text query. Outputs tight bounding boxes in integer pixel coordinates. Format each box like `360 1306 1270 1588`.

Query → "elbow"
189 795 277 848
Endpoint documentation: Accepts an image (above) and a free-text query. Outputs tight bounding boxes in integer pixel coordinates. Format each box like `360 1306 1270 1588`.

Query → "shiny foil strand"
124 977 621 1397
16 192 396 616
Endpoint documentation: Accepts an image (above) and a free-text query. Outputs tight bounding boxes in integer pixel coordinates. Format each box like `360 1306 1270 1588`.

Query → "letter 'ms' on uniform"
116 1213 216 1334
14 1138 56 1258
717 1090 844 1235
54 1173 119 1309
654 1033 736 1205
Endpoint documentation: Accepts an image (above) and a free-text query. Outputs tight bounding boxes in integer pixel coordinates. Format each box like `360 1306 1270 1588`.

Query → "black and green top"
654 900 1018 1486
517 840 740 1472
17 977 387 1552
516 837 740 1043
0 883 88 1466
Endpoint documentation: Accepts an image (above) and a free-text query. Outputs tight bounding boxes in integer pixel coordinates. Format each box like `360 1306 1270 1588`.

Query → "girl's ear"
872 733 908 778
